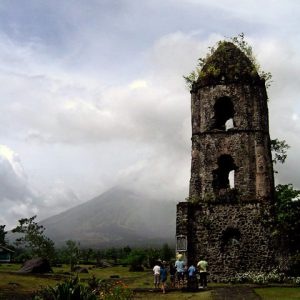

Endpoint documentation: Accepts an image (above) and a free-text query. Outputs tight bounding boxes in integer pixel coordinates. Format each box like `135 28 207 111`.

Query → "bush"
34 276 133 300
98 280 133 300
33 276 97 300
225 269 289 285
293 277 300 285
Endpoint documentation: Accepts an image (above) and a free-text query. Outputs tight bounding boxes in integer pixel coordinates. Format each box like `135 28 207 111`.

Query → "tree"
146 248 161 268
94 249 105 265
0 225 7 245
275 184 300 247
271 139 300 274
271 139 290 165
105 247 119 263
65 240 80 271
126 249 146 272
12 215 55 262
80 248 94 264
274 184 300 274
160 243 174 262
123 245 132 256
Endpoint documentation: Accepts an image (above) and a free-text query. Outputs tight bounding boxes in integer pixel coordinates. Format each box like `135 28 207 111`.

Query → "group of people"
152 256 208 293
153 260 168 293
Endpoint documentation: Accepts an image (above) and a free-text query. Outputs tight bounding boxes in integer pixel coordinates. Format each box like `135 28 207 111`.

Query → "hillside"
41 187 177 248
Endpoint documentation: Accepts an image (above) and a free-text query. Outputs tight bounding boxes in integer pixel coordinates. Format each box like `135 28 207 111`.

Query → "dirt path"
212 286 261 300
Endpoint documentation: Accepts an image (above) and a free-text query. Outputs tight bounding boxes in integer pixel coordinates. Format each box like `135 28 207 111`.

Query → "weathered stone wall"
177 201 276 281
190 131 274 201
191 84 269 135
176 42 276 281
189 83 274 201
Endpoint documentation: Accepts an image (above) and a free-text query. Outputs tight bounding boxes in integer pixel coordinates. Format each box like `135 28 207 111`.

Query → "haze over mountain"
41 187 177 248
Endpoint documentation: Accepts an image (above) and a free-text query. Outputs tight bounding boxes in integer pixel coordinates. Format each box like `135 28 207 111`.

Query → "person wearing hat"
175 254 185 288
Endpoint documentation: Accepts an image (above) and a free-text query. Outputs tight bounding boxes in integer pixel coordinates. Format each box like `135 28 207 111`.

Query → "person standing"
160 261 168 293
188 263 197 290
153 262 161 289
197 258 208 289
188 263 196 278
169 263 176 288
175 254 185 288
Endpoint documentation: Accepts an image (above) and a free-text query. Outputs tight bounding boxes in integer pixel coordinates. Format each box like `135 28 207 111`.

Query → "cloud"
0 1 300 230
244 38 300 188
0 145 32 201
38 180 80 217
0 31 197 226
0 145 37 227
129 80 148 90
0 144 81 229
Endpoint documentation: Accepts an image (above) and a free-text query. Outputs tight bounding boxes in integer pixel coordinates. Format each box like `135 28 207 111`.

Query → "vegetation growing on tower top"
184 33 272 89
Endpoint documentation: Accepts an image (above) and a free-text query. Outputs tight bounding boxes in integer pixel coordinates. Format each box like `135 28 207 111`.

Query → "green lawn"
0 263 154 298
0 263 300 299
255 287 300 300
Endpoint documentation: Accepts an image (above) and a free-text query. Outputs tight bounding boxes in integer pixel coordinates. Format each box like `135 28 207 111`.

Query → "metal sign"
176 235 187 251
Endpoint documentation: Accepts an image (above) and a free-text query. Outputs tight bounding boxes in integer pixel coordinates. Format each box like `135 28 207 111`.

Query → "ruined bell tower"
176 41 276 281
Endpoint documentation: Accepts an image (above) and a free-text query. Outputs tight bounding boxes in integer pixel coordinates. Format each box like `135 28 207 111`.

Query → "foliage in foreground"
33 276 133 300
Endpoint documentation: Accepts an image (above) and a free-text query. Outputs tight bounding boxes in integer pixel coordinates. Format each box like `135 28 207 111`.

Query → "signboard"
176 235 187 252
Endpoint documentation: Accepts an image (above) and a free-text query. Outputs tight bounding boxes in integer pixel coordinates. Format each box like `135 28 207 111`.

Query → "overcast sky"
1 0 300 229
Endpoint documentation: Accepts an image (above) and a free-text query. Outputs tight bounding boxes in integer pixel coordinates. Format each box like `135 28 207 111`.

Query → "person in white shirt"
153 262 161 288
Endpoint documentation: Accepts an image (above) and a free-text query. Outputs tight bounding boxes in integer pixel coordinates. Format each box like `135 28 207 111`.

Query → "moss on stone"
196 42 260 88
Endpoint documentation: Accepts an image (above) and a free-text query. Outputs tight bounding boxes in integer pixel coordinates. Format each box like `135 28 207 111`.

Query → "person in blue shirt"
175 255 185 288
187 263 198 290
188 264 196 278
160 261 168 293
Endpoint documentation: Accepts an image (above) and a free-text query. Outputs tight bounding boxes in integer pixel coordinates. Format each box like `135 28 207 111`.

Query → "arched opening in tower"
212 155 237 191
212 96 235 130
220 227 241 252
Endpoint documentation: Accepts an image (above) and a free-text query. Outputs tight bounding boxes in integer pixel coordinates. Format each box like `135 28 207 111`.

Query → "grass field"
133 291 213 299
255 287 300 300
0 263 300 299
0 263 155 298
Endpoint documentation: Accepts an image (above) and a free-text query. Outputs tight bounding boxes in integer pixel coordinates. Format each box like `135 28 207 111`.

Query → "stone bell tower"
176 42 276 281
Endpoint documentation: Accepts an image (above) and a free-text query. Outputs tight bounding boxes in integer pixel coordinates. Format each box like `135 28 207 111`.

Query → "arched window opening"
212 97 235 130
221 227 241 252
212 155 237 191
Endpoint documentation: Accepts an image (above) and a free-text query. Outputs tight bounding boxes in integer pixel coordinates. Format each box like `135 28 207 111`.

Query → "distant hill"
41 187 177 248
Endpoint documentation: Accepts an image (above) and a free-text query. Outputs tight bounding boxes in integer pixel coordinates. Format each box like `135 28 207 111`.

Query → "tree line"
0 219 174 271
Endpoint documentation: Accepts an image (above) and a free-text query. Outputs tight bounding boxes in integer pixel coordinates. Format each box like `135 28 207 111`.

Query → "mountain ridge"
41 186 177 248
